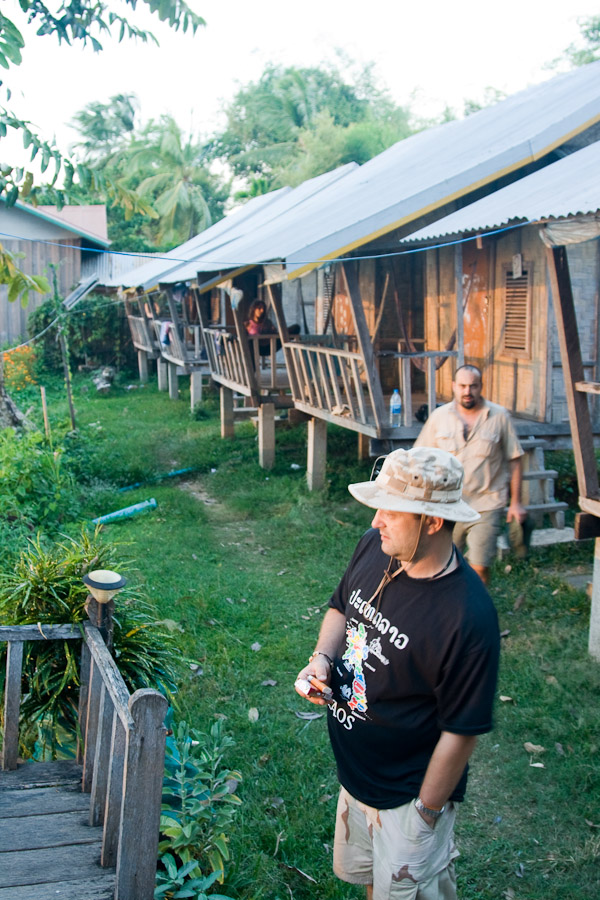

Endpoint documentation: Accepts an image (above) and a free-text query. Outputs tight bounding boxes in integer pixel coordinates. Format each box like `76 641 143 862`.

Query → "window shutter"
503 266 531 357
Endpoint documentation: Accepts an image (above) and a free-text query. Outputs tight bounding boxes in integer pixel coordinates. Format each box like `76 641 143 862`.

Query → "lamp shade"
83 569 127 604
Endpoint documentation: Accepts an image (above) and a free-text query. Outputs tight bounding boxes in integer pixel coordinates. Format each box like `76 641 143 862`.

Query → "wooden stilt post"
168 364 179 400
358 432 370 461
190 370 203 409
307 417 327 491
137 351 148 384
455 244 464 368
221 386 234 438
591 539 600 662
258 402 275 469
157 360 168 392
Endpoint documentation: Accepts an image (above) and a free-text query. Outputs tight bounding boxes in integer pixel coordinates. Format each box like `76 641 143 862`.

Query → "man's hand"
506 501 527 524
294 659 332 706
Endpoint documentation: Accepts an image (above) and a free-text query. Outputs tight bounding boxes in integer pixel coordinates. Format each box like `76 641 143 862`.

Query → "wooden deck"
0 760 115 899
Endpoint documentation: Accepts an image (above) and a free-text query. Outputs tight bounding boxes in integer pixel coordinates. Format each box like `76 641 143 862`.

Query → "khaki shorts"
452 509 503 568
333 787 459 900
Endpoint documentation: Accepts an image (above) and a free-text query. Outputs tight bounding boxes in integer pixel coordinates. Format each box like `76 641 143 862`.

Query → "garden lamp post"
83 569 127 649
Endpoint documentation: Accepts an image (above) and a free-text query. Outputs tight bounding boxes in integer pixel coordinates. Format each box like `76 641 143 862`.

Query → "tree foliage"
550 14 600 69
0 1 205 202
210 62 413 192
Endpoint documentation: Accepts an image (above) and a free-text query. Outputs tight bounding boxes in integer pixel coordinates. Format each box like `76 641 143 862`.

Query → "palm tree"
124 116 223 246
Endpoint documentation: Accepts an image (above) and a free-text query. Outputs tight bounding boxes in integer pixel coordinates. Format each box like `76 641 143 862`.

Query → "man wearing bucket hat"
414 364 526 585
295 447 500 900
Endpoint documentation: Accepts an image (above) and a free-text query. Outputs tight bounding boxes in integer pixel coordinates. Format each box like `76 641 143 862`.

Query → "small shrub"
156 718 242 899
0 530 180 758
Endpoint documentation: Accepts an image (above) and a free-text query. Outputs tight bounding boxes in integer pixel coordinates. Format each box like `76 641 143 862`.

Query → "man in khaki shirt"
415 364 526 584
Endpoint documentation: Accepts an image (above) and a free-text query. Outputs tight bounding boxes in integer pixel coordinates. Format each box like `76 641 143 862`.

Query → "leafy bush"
0 529 180 758
27 292 136 374
156 719 242 899
0 428 81 537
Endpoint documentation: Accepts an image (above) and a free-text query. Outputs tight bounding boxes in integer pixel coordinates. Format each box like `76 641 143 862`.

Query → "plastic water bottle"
389 388 402 427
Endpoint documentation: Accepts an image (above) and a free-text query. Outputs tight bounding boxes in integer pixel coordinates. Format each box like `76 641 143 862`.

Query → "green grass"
11 375 600 900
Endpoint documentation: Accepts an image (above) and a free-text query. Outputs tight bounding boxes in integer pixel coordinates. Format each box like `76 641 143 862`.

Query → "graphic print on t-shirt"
342 622 369 713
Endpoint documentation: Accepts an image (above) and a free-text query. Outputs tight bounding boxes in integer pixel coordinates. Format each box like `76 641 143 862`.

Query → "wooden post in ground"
137 351 148 384
221 386 235 438
115 689 167 900
157 360 168 391
591 539 600 662
307 417 327 491
168 364 179 400
358 432 370 461
190 370 203 409
2 640 23 770
258 402 275 469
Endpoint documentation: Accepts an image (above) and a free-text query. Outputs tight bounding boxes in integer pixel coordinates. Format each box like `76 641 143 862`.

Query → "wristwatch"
415 797 445 818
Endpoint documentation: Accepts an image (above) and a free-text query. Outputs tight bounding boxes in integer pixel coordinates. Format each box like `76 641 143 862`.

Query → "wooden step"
497 526 575 556
522 469 558 481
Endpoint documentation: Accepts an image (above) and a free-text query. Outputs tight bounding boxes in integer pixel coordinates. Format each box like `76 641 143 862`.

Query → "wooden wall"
0 239 81 345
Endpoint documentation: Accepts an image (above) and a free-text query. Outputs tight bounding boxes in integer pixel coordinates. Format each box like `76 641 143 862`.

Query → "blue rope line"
0 219 534 267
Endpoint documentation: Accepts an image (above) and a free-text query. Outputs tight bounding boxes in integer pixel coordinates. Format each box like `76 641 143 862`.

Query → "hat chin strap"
401 513 426 568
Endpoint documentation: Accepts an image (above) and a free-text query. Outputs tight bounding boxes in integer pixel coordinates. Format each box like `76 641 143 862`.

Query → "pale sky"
3 0 599 165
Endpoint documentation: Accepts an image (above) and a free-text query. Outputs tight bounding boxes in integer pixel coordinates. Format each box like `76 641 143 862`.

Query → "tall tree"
210 62 413 191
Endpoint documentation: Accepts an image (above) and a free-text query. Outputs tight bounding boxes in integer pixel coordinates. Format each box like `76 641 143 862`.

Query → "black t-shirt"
327 528 500 809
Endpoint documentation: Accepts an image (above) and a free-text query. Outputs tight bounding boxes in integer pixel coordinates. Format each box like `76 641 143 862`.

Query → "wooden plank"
77 641 91 764
267 284 300 397
546 246 600 502
116 689 167 900
455 243 464 368
0 842 106 887
326 354 344 410
579 496 600 518
83 625 132 730
316 352 334 411
0 624 81 642
168 363 179 400
340 263 386 432
350 357 367 423
0 785 87 818
0 761 82 791
83 661 101 793
0 873 115 900
89 685 113 826
2 641 23 771
102 711 126 868
575 381 600 395
427 356 437 421
401 356 412 427
2 810 101 852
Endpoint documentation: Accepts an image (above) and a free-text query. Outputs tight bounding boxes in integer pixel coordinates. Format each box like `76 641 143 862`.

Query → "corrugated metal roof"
132 163 359 288
108 60 600 291
168 163 359 284
281 60 600 276
399 140 600 243
103 187 290 288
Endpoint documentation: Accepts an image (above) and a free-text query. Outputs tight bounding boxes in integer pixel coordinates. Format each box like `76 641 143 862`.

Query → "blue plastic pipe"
92 498 157 525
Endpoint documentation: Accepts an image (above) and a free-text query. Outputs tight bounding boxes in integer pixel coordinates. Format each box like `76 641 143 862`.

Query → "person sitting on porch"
244 300 300 355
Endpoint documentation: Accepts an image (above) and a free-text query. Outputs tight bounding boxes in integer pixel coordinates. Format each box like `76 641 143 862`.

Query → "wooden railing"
1 600 167 900
284 341 375 427
127 314 157 355
376 349 458 427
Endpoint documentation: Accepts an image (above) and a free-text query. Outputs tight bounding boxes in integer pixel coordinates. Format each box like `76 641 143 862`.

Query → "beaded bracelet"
309 650 333 667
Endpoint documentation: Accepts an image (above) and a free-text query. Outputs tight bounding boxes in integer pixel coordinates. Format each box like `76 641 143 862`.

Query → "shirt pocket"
432 431 460 454
471 428 500 458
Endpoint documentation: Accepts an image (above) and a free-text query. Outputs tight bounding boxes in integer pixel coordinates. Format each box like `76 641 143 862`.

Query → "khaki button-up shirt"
414 399 523 512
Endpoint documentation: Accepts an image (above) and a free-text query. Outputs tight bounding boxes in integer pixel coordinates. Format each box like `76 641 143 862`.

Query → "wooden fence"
1 600 167 900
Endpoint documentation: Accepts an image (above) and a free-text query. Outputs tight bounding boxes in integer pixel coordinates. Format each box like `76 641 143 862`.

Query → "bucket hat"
348 447 480 523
